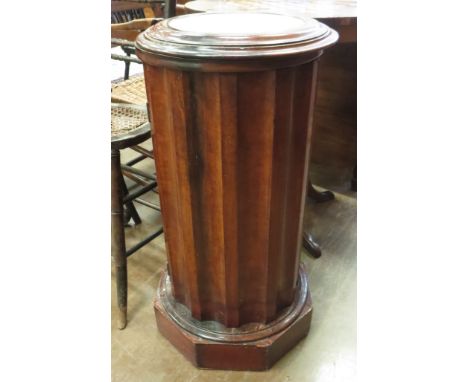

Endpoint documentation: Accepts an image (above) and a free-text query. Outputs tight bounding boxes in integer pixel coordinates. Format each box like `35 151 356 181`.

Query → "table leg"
307 181 335 203
303 179 335 258
351 166 357 191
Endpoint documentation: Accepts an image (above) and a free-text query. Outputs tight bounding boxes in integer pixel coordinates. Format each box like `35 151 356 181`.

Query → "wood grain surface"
144 61 319 327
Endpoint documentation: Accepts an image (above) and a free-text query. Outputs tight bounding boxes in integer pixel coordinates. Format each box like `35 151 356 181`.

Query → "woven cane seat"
111 74 147 104
111 103 151 149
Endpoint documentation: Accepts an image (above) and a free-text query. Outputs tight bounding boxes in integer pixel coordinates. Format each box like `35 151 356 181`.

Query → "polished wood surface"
154 268 313 370
143 62 319 326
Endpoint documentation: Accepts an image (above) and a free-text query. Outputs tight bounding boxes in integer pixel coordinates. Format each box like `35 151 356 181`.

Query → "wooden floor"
112 141 356 381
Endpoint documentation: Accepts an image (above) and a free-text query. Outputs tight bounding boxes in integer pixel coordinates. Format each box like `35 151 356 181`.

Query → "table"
184 0 357 256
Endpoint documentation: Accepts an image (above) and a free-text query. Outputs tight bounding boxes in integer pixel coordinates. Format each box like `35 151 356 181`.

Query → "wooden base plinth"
153 267 313 371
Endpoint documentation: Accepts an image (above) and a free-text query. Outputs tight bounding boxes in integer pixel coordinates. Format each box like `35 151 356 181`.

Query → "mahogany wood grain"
154 268 313 370
144 62 319 327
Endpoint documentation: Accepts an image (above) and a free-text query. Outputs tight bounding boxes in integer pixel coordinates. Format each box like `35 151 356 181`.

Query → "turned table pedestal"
136 12 338 370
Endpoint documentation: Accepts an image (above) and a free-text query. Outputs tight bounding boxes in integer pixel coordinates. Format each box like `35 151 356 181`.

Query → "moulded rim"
135 11 339 59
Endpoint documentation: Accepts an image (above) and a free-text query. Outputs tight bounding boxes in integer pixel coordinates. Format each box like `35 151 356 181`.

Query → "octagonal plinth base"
153 267 313 371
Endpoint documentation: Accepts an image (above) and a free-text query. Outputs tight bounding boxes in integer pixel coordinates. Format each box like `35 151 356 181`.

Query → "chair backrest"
112 18 161 42
111 0 177 42
111 0 176 22
111 1 176 79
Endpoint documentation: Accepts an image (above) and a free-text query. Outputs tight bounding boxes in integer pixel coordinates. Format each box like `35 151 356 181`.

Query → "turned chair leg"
124 57 131 80
119 171 142 225
111 148 127 330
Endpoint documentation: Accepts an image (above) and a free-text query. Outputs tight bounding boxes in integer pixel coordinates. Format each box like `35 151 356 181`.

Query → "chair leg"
164 0 177 18
111 148 127 330
124 59 130 80
120 171 142 225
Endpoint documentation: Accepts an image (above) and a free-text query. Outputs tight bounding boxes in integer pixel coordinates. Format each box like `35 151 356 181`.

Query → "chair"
111 81 162 331
110 6 172 329
111 74 154 189
111 104 163 330
111 2 157 186
112 0 177 79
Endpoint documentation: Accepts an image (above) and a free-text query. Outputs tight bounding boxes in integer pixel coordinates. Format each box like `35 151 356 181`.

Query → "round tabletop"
184 0 357 21
183 0 356 43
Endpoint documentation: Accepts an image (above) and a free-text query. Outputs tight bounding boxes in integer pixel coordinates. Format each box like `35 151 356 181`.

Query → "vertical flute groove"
145 66 184 302
278 67 297 308
263 71 277 321
217 74 230 325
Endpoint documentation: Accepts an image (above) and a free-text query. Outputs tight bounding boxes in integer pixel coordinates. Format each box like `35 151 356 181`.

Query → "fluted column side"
144 61 318 327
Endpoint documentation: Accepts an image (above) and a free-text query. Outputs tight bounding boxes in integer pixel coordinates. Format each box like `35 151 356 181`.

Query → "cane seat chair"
111 3 176 331
111 75 154 193
111 104 164 330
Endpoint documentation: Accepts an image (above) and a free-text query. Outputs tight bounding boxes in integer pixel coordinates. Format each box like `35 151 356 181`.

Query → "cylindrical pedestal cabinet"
136 12 338 371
